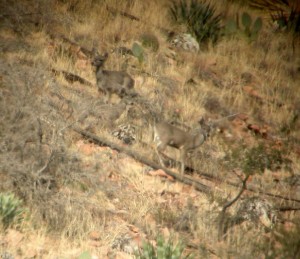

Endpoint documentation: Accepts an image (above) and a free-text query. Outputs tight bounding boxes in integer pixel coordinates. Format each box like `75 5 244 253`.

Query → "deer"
153 117 213 176
91 52 136 103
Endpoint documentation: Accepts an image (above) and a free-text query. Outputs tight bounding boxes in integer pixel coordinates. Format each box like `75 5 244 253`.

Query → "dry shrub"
0 58 108 236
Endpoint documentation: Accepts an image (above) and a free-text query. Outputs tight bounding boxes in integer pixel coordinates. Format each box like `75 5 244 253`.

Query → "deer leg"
155 144 167 167
180 149 186 176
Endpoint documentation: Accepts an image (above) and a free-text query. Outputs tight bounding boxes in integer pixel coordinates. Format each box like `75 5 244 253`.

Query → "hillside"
0 0 300 258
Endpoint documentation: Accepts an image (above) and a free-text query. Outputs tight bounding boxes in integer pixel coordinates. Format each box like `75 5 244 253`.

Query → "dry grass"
0 0 299 258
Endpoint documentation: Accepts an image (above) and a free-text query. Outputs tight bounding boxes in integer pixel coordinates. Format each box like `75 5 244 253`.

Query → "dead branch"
74 125 300 204
276 207 300 212
106 6 140 21
72 126 214 195
49 33 94 59
192 169 300 204
218 175 250 240
105 5 171 35
51 69 93 87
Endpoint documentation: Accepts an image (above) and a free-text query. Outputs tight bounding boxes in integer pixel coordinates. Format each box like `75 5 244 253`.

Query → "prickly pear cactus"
132 42 144 64
224 12 262 42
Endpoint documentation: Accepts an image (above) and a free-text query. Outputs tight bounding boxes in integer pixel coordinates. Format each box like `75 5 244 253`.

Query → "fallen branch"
51 69 93 87
105 5 171 35
49 33 94 58
72 126 213 195
276 207 300 212
152 153 300 204
74 125 300 204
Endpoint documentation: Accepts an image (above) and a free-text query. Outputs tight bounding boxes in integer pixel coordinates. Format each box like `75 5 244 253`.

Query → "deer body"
92 53 135 102
154 118 212 175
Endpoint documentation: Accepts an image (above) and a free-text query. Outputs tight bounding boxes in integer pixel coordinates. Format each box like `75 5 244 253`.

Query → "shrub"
0 193 25 229
224 142 291 175
140 33 160 52
169 0 222 45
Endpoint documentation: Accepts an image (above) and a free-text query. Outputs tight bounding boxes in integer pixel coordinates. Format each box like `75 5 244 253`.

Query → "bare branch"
218 174 250 240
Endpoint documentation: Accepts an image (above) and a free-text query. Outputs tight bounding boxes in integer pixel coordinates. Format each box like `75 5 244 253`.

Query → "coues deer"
154 117 213 175
91 52 136 103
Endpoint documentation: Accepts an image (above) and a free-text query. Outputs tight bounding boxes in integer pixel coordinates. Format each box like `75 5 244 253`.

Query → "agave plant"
135 235 193 259
0 193 24 229
169 0 222 44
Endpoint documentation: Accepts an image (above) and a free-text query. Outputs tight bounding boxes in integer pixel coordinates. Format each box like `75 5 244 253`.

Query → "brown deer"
91 52 136 103
153 118 213 175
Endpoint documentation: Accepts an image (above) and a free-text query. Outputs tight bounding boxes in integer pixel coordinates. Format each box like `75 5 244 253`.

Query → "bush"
169 0 221 45
224 142 291 175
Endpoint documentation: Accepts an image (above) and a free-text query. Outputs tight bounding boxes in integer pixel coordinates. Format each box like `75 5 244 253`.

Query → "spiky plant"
169 0 222 44
0 193 24 229
135 236 193 259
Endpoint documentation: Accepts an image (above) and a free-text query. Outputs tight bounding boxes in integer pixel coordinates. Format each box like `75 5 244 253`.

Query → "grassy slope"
0 0 299 258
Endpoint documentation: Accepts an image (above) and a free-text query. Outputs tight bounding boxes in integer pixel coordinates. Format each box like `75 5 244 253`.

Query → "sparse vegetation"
0 0 299 258
259 217 300 258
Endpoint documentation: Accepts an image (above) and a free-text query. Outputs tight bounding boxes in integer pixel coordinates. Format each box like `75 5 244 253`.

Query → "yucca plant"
0 193 24 229
135 236 193 259
169 0 222 44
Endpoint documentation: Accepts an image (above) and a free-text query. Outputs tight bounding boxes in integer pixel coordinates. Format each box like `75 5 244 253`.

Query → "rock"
236 197 277 229
89 231 101 241
111 124 137 145
170 33 199 53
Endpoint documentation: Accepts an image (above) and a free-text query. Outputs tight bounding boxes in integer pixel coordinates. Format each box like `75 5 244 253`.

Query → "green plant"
224 142 290 175
140 33 160 52
135 236 193 259
169 0 222 44
225 12 262 41
78 251 92 259
132 42 145 64
0 193 24 229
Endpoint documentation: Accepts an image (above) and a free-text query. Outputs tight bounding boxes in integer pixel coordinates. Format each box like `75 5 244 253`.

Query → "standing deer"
91 52 136 103
153 118 213 175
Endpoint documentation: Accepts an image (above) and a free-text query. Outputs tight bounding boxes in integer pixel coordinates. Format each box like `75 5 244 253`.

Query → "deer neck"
95 65 104 76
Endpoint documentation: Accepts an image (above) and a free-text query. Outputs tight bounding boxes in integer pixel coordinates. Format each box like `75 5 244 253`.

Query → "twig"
276 207 300 212
218 174 250 240
105 4 171 35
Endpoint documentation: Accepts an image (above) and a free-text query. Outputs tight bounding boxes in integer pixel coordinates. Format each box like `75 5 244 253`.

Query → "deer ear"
92 48 99 56
103 52 109 59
